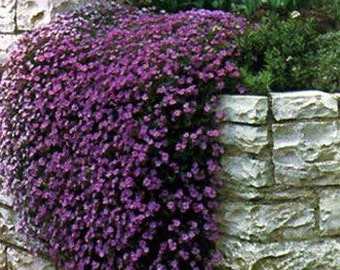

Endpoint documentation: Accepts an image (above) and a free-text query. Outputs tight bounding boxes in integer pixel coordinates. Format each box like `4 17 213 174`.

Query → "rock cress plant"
0 1 246 269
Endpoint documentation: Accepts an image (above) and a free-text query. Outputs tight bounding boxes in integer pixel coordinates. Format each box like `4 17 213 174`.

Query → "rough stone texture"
218 91 340 269
218 95 268 124
0 0 16 33
17 0 50 31
0 34 19 52
320 189 340 236
219 238 340 270
0 178 13 206
220 154 272 188
17 0 96 31
0 189 13 207
271 90 338 121
221 201 315 242
7 248 55 270
273 120 340 186
0 207 28 248
220 123 268 154
0 244 7 269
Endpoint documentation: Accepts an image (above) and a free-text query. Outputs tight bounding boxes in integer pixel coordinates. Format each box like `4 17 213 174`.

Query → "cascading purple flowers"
0 1 246 269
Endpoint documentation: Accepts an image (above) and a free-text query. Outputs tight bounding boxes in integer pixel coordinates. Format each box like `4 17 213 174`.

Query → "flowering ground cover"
0 2 247 269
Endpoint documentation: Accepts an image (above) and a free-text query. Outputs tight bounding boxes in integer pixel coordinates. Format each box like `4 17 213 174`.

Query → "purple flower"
0 2 244 269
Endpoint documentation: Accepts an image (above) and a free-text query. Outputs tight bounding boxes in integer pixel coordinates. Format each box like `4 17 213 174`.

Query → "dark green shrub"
235 12 319 94
306 31 340 92
123 0 232 12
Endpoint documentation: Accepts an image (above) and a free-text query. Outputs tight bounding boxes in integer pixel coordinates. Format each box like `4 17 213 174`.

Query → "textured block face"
0 207 27 248
271 91 338 121
220 123 268 154
320 190 340 236
272 121 340 186
219 238 340 270
17 0 50 30
16 0 95 30
0 34 19 52
218 95 268 124
0 244 6 269
221 202 315 242
220 154 272 188
7 248 55 270
0 0 16 32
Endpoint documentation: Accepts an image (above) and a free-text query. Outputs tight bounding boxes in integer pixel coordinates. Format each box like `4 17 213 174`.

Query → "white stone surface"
221 201 315 241
320 189 340 236
7 248 55 270
220 123 268 154
271 91 338 121
218 95 268 124
219 238 340 270
17 0 95 30
0 207 28 247
272 121 340 185
0 34 19 52
0 0 16 32
0 187 14 206
220 154 272 188
17 0 51 31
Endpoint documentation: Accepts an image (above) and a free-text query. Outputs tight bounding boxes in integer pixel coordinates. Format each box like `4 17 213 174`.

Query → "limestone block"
17 0 51 30
220 123 268 154
7 248 55 270
220 154 272 188
0 207 28 248
273 121 340 186
0 176 13 206
218 238 340 270
0 244 7 269
220 201 315 242
271 91 338 121
0 51 6 62
0 187 14 206
0 0 16 32
50 0 94 16
0 34 19 53
17 0 95 30
218 95 268 124
222 182 316 202
320 189 340 236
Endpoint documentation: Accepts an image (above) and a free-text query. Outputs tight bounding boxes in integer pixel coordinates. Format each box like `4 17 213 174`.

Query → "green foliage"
123 0 340 20
232 0 263 16
266 0 304 9
125 0 232 12
235 13 319 94
305 31 340 92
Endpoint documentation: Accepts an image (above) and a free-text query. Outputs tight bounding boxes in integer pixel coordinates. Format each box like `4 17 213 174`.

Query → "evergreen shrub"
0 2 246 269
305 30 340 92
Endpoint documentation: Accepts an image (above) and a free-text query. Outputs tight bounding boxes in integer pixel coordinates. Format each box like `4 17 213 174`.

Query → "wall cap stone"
271 90 338 121
218 95 268 124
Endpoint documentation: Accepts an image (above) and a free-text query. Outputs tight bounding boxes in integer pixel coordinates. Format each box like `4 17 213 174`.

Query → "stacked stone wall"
0 0 98 62
217 91 340 269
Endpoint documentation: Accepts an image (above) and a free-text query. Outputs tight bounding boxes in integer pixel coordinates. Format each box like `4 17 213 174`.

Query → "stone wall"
0 0 98 62
217 90 340 269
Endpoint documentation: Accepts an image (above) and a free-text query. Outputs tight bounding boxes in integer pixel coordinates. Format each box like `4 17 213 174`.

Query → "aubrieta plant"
0 1 246 269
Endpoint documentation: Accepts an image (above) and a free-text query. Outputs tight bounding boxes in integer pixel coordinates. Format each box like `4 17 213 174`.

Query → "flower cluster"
0 2 246 269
